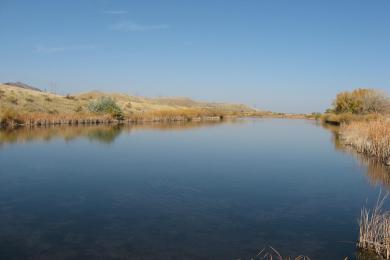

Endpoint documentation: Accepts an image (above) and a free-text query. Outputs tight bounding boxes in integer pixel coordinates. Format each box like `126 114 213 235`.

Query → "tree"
361 90 389 113
332 88 389 114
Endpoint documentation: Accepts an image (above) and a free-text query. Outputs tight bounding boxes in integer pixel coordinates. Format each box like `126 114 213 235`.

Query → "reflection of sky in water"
0 119 388 259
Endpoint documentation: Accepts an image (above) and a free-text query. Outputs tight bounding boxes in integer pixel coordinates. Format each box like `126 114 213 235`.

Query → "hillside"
4 82 42 92
0 83 255 126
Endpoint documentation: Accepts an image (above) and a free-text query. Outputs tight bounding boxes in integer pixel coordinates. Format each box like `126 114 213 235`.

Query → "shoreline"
0 115 226 128
0 111 315 129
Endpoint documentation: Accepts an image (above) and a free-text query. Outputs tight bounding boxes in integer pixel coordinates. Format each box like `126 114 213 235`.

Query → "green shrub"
88 97 124 119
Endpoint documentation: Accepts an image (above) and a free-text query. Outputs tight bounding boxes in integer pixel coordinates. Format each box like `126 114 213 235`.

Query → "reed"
253 247 310 260
0 108 115 127
321 113 381 125
340 119 390 164
358 193 390 259
129 108 227 122
0 107 233 128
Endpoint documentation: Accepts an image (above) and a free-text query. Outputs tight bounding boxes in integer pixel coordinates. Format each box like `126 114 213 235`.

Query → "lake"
0 119 388 260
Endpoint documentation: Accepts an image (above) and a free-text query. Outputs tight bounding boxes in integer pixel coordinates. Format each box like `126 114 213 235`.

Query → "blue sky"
1 0 389 113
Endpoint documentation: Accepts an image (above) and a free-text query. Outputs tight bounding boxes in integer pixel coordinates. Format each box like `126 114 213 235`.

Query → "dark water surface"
0 119 389 260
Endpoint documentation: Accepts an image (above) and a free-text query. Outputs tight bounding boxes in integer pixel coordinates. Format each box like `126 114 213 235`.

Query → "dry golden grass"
358 193 390 259
0 84 254 127
321 113 381 125
340 119 390 164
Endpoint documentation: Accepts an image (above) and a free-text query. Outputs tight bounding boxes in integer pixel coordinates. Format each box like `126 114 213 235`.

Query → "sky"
1 0 390 113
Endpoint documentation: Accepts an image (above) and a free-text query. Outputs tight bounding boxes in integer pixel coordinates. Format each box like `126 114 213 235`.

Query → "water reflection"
1 119 389 259
0 120 232 147
321 121 390 191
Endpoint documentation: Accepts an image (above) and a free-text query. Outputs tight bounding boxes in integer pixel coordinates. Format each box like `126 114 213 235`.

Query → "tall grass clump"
358 193 390 259
321 113 381 125
341 119 390 164
129 108 226 122
88 97 124 120
0 107 24 127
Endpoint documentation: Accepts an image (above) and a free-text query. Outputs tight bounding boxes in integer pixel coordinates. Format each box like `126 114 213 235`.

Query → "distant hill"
4 82 42 92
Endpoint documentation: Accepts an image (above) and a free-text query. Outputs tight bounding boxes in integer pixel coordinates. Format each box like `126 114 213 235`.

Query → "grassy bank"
0 83 254 127
0 107 232 127
320 113 381 125
340 119 390 165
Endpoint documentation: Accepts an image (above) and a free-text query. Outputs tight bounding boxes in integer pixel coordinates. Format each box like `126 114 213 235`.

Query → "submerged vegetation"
254 247 311 260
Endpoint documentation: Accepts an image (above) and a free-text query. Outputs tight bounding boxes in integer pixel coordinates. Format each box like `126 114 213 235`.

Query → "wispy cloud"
103 10 128 15
34 44 96 53
109 21 169 32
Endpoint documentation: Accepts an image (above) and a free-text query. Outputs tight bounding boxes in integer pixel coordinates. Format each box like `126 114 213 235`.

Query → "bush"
88 97 124 119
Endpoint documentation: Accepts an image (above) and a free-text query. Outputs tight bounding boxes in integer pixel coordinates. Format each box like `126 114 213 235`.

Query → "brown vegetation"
321 113 381 125
358 193 390 259
321 88 389 125
332 88 389 114
0 84 255 127
340 119 390 165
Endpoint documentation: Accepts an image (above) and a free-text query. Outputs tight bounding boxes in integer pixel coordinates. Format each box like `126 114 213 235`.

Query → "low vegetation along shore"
321 88 390 258
0 82 257 127
322 88 390 165
341 120 390 165
358 193 390 260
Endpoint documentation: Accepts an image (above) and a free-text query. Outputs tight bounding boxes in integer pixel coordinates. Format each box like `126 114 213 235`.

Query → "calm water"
0 119 389 260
